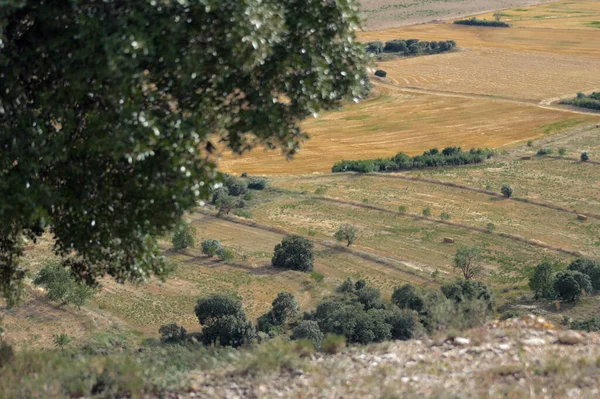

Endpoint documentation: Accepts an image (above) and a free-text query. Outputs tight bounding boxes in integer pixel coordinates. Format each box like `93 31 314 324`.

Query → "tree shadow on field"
178 253 286 276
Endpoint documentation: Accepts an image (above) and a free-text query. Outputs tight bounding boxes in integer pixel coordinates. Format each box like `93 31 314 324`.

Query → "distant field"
359 0 557 30
220 1 600 175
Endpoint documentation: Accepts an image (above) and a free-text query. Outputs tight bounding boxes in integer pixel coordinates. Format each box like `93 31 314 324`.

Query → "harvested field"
359 0 557 30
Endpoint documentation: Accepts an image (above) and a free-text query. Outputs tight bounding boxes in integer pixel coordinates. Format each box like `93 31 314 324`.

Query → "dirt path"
375 80 600 116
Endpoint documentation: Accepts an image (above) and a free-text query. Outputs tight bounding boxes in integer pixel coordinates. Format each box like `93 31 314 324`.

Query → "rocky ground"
178 316 600 399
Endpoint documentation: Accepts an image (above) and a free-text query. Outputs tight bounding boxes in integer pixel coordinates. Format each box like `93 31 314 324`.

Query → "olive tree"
501 185 514 198
334 223 358 246
452 246 483 280
529 262 556 299
0 0 368 305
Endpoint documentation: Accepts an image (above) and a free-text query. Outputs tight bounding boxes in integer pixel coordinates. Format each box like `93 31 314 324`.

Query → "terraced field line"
542 155 600 166
362 173 600 221
375 81 600 116
305 195 581 257
192 208 433 282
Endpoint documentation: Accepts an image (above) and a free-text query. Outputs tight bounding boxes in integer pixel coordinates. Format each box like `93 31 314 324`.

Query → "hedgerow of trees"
0 0 368 305
332 147 495 173
561 92 600 111
454 18 510 27
366 39 457 56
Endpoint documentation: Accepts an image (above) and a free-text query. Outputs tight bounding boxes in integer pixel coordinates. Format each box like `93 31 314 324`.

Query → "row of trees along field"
365 39 456 55
332 147 495 173
454 18 510 27
561 92 600 111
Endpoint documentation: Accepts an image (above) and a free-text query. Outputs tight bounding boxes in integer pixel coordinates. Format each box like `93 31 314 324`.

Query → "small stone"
558 330 585 345
453 337 470 346
520 338 546 346
497 344 511 351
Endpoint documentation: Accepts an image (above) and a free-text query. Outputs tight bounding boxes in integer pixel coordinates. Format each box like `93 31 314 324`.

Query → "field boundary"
192 207 433 282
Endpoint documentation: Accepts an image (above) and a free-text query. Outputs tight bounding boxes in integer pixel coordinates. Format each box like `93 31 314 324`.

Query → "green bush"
440 212 451 220
529 262 556 299
571 317 600 332
568 258 600 291
270 292 300 325
233 209 252 219
202 315 255 348
558 147 567 156
33 262 95 309
561 93 600 111
224 176 248 196
501 184 513 198
194 294 244 325
53 334 72 349
171 220 196 250
374 69 387 78
337 277 355 293
554 270 591 302
356 287 386 311
581 152 590 162
216 247 235 261
391 284 424 312
422 207 431 217
365 41 384 54
536 148 552 156
452 246 483 280
321 334 346 354
211 186 229 204
247 177 268 190
387 309 421 340
291 321 324 348
158 323 187 343
272 235 314 272
201 239 222 257
527 140 533 147
486 222 495 233
441 280 494 307
216 194 236 217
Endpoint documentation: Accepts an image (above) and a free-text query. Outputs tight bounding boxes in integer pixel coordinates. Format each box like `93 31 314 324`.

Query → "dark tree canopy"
272 235 314 272
0 0 367 304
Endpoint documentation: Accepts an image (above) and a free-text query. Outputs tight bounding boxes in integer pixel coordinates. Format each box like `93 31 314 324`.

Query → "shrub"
537 148 552 156
291 321 324 348
374 69 387 78
159 323 187 343
211 186 229 204
33 262 95 309
194 294 244 325
452 246 483 280
440 212 451 220
365 41 384 54
310 271 325 283
568 258 600 291
398 205 408 213
355 279 367 290
337 278 355 293
554 270 591 302
387 309 421 340
272 235 314 272
571 317 600 332
561 93 600 111
216 247 235 261
171 220 196 250
383 40 407 53
201 239 222 257
501 184 513 198
486 222 495 233
224 176 248 196
352 309 392 344
53 333 72 349
391 284 424 312
247 177 268 190
321 334 346 354
422 207 431 217
202 315 255 347
529 262 556 299
356 287 386 311
527 140 533 147
233 209 252 219
581 152 589 162
216 194 236 217
270 292 300 325
334 223 358 246
558 147 567 156
441 280 494 307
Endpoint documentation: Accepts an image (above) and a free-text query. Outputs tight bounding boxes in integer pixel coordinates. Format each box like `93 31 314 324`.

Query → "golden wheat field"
220 0 600 176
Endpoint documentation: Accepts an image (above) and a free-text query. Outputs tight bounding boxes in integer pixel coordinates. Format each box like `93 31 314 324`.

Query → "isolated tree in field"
194 294 245 326
216 195 236 217
452 246 483 280
558 147 567 156
581 152 590 162
493 11 503 22
0 0 368 305
528 262 556 299
272 235 315 272
335 224 358 246
501 184 514 198
171 220 196 250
